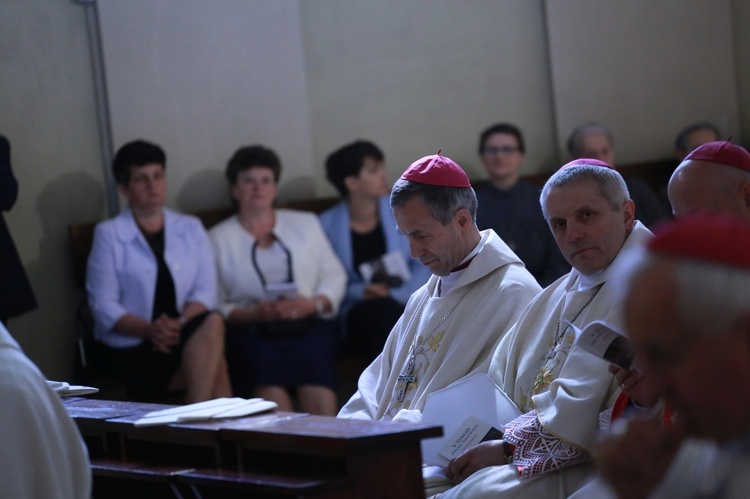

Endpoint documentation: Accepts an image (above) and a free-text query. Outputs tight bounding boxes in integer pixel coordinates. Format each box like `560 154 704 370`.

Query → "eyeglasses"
482 146 520 156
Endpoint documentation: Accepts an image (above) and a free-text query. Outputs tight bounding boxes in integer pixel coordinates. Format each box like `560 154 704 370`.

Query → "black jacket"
0 135 37 321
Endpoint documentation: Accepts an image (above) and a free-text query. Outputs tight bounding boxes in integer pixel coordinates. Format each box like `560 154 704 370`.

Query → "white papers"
570 320 634 369
439 415 496 461
46 380 99 397
133 397 278 427
420 373 521 467
264 282 298 302
358 250 411 287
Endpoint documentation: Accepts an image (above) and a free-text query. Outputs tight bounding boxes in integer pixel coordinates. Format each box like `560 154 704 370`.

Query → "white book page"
134 397 273 426
570 320 633 369
264 282 298 302
420 373 521 467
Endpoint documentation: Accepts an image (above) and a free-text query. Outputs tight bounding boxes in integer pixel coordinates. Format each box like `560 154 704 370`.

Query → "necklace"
532 284 603 394
393 282 476 403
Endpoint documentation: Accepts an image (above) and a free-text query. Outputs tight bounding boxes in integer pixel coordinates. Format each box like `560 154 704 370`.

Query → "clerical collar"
438 234 484 296
453 238 482 273
577 267 607 291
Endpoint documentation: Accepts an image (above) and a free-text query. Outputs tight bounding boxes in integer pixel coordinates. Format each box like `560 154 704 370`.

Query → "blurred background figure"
210 145 346 415
567 122 667 228
593 215 750 498
87 140 230 403
0 135 38 325
659 121 722 213
320 140 430 360
674 122 721 161
475 123 569 286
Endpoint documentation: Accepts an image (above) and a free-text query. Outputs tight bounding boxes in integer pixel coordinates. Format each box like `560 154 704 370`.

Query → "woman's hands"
273 296 316 321
149 314 181 354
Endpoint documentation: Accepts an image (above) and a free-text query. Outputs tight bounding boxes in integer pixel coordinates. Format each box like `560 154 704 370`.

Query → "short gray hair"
567 122 613 158
390 179 478 225
540 164 630 220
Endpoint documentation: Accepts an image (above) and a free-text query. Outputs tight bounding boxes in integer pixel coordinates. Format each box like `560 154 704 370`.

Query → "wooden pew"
65 398 442 498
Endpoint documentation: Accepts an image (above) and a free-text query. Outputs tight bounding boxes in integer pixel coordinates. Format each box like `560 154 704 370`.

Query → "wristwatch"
314 296 326 317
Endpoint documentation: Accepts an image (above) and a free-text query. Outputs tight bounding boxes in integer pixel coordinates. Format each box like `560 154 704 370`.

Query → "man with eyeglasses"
475 123 569 286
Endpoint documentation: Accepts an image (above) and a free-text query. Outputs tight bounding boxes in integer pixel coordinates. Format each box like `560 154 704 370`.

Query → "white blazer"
209 209 347 319
86 207 217 348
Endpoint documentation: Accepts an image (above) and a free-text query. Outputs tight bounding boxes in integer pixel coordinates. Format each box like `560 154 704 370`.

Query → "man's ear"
622 199 636 230
454 208 474 230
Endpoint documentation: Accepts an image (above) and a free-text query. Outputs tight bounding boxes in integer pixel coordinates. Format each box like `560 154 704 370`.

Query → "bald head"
667 159 750 221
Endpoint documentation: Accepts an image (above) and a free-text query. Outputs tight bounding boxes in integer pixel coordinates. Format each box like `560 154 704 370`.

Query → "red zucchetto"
683 141 750 172
648 214 750 269
560 158 615 170
400 151 471 188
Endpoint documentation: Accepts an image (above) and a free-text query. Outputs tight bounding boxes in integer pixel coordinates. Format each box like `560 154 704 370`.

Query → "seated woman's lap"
225 319 339 398
96 311 212 390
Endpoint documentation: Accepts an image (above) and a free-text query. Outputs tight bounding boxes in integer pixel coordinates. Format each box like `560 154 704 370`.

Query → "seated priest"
338 152 541 421
426 159 652 498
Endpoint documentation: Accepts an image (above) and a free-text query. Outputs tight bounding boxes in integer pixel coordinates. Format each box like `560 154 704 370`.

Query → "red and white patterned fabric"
504 411 589 478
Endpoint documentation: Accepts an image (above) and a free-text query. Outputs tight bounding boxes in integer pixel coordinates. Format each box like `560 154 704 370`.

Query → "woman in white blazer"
209 145 346 415
87 140 231 402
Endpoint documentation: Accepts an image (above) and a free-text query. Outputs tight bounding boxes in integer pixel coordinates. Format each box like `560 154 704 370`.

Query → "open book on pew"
46 380 99 397
133 397 278 427
569 319 634 370
420 373 521 468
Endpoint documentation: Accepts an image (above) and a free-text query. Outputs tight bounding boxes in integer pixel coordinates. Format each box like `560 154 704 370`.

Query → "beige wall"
546 0 739 164
1 0 748 378
0 0 102 378
301 1 556 193
98 0 315 208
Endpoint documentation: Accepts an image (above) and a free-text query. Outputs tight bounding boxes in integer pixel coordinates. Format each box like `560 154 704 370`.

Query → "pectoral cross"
395 373 416 402
395 350 417 402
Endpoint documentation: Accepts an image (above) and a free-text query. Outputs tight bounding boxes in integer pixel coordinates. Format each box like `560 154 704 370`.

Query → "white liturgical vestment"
338 229 541 421
431 221 652 498
0 322 91 498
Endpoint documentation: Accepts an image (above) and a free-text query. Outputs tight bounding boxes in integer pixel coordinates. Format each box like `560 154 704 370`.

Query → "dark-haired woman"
87 140 231 402
319 141 431 360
